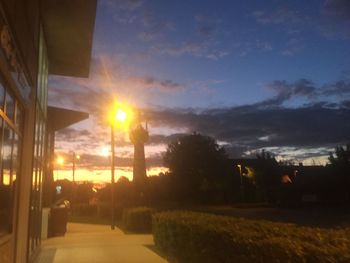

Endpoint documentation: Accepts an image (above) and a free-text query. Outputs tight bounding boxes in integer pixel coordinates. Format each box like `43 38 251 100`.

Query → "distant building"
0 1 97 262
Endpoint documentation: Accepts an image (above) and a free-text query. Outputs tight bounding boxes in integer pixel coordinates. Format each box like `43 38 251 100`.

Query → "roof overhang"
48 106 89 131
41 0 97 78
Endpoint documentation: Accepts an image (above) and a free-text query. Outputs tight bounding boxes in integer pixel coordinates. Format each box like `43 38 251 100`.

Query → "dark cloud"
51 74 350 162
104 0 144 11
252 8 305 26
138 12 175 42
194 15 221 38
259 78 349 108
145 103 350 158
322 0 350 21
322 80 350 96
56 128 92 142
153 41 229 60
253 1 350 41
341 100 350 108
141 77 182 91
257 79 316 107
148 133 187 145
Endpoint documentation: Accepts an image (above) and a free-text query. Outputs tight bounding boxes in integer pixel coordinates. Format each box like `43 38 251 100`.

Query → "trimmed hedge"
122 207 155 233
153 211 350 263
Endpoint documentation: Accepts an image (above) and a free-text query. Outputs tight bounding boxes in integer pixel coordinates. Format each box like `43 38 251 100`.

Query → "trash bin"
49 200 70 237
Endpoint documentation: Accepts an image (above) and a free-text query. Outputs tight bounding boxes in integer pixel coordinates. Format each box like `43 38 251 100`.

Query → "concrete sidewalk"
35 223 168 263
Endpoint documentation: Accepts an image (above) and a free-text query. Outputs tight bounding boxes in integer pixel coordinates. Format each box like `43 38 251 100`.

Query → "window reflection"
0 114 15 236
0 80 5 111
5 92 15 121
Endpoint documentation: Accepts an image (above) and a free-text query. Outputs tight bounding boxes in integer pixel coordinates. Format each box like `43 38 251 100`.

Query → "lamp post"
110 106 130 230
237 164 244 202
111 124 115 230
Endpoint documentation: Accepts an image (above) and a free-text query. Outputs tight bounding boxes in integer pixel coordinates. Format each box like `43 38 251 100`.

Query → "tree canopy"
163 133 231 197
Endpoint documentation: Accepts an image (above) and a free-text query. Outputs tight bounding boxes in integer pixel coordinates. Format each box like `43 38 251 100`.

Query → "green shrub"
122 207 155 233
153 211 350 263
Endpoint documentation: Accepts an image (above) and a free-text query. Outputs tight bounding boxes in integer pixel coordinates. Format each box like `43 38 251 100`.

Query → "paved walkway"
35 223 168 263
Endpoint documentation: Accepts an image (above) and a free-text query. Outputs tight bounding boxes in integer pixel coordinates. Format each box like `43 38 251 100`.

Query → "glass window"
15 103 23 129
0 123 14 236
0 80 5 111
5 92 15 121
28 25 48 257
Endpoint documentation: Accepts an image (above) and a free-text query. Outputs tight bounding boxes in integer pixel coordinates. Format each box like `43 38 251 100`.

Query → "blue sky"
50 0 350 174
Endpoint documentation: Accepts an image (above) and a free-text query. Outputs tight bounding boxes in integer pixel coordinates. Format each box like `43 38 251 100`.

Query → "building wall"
0 1 96 262
0 1 42 262
1 0 39 87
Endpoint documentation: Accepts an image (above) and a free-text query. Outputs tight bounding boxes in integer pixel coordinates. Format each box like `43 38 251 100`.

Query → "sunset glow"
53 166 169 183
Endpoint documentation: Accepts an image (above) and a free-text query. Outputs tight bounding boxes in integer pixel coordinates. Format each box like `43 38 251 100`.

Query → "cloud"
281 38 305 56
253 2 350 42
153 41 229 60
256 79 316 107
194 15 222 38
141 76 350 160
252 8 306 26
258 78 350 107
48 57 184 116
145 104 350 158
322 80 350 96
103 0 144 11
322 0 350 21
148 133 187 145
138 12 175 42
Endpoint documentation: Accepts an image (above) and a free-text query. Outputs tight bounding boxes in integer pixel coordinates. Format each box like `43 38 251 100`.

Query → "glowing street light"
57 156 64 166
115 109 127 122
109 103 133 230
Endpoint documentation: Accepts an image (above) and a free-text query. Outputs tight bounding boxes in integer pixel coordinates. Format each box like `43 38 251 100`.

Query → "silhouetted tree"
163 133 232 203
329 144 350 202
74 182 94 204
329 144 350 168
255 149 280 202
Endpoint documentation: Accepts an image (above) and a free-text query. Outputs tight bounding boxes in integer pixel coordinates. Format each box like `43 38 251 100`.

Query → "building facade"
0 1 96 262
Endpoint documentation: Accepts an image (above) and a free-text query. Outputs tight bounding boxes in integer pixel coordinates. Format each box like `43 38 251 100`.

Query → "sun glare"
101 147 110 157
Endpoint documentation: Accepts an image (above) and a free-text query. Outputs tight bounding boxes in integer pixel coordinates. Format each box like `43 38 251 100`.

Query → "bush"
122 207 155 233
70 204 97 217
153 211 350 263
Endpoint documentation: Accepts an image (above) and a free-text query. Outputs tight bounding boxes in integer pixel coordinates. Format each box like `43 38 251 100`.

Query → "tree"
255 149 280 202
328 144 350 203
163 133 232 203
329 144 350 182
329 144 350 168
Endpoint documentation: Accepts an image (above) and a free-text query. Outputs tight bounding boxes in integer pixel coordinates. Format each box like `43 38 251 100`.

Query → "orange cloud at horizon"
53 166 169 183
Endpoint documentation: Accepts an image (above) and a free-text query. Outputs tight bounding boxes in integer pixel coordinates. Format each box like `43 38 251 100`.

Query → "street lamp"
109 103 133 230
237 164 244 202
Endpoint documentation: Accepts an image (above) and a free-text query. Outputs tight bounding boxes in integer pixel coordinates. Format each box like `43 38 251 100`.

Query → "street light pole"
111 124 115 230
108 103 131 231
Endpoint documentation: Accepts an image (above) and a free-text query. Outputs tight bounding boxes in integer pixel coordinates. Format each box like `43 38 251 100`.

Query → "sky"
49 0 350 182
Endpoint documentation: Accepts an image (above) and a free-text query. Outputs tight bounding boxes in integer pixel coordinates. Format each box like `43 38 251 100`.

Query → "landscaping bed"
153 211 350 263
